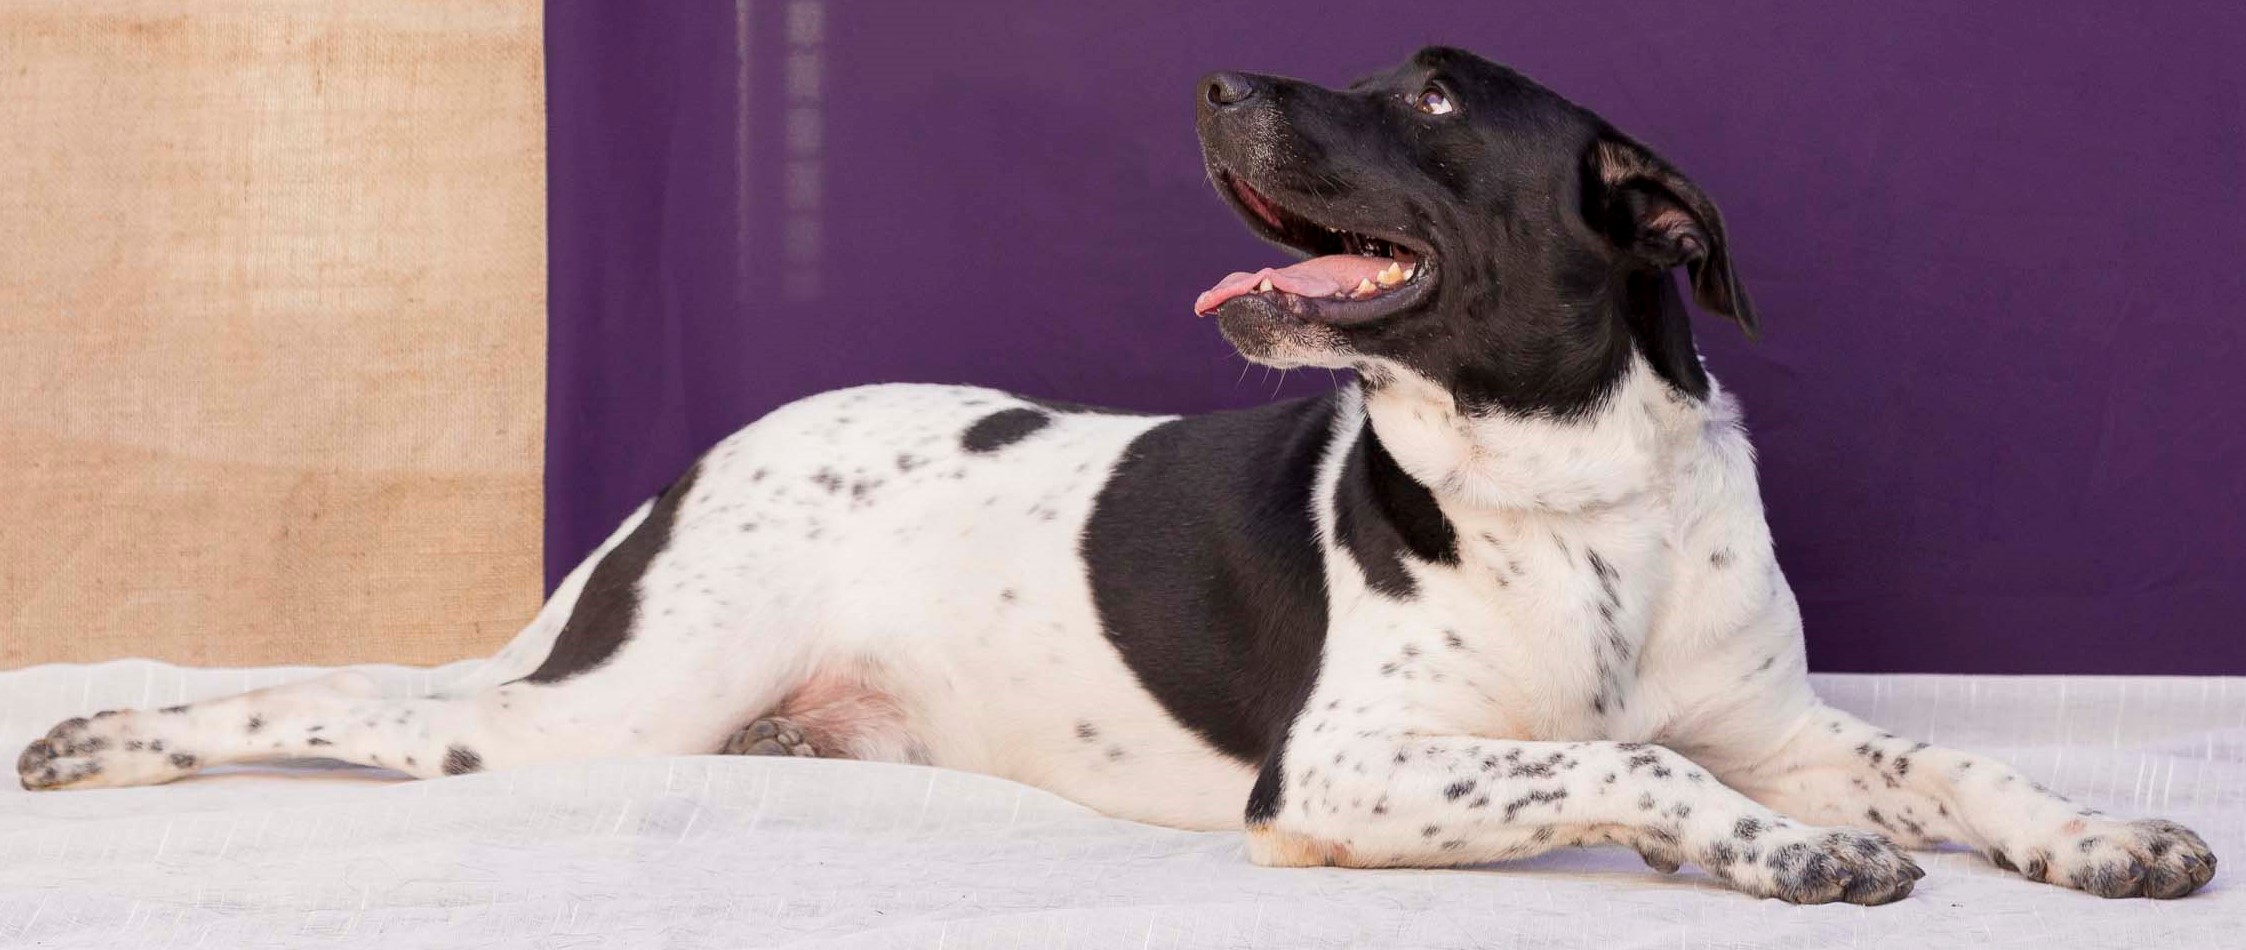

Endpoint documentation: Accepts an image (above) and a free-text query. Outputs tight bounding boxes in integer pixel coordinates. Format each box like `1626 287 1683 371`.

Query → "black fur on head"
1195 46 1757 417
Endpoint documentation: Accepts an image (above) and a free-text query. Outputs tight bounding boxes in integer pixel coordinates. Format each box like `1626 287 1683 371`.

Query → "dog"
18 47 2214 904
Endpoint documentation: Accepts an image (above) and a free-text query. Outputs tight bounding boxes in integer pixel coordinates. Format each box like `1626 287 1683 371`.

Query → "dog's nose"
1201 72 1260 109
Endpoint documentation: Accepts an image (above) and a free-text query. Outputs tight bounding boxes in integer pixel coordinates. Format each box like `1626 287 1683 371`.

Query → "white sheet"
1 661 2238 949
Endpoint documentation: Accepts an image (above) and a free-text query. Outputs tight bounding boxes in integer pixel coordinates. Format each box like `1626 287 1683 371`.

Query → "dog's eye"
1413 84 1455 116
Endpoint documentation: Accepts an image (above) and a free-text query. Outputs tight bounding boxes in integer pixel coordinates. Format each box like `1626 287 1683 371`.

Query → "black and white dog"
19 48 2214 904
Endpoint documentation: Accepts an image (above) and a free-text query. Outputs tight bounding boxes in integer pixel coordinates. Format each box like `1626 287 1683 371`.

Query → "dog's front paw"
1991 817 2217 899
17 711 197 791
1701 820 1923 905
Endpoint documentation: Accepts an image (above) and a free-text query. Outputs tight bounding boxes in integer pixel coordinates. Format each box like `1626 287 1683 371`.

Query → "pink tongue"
1193 255 1393 315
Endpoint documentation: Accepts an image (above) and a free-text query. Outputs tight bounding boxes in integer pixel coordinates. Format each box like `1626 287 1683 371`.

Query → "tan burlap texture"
0 2 547 667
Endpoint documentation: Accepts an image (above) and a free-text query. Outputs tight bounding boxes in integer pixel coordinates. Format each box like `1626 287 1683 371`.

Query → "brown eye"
1413 84 1455 116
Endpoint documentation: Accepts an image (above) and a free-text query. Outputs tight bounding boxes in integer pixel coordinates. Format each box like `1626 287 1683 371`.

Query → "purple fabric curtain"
546 1 2245 674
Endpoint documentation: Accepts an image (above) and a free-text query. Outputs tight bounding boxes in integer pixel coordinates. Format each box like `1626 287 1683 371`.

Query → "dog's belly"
702 384 1259 829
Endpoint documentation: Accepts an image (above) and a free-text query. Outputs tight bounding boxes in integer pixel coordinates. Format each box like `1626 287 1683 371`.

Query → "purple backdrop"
546 2 2245 674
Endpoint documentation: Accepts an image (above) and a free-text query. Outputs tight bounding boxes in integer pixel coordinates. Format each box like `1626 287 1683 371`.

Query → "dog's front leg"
1247 733 1923 904
1709 706 2217 898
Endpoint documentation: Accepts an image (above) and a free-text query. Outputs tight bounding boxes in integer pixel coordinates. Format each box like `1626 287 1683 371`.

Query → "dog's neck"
1357 358 1709 516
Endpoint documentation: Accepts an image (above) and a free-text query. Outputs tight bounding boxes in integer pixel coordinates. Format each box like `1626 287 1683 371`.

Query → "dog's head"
1194 47 1755 416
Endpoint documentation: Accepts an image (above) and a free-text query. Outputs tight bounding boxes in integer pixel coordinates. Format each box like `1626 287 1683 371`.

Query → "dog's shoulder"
1079 389 1354 760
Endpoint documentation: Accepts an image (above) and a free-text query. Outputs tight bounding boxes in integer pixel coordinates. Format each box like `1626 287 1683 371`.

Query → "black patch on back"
961 408 1051 453
1081 393 1339 778
520 461 704 684
1331 428 1458 599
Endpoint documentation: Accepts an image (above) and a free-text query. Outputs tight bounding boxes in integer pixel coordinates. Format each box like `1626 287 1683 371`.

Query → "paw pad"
721 717 819 758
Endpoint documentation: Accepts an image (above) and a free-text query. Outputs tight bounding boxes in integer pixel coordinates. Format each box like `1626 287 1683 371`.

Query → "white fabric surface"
0 661 2238 949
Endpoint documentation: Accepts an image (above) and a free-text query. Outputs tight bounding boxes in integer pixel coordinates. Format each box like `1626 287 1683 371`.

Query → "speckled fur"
17 371 2214 902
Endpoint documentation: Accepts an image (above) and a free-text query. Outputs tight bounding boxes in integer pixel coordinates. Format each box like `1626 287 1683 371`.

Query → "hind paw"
720 717 819 758
18 712 198 790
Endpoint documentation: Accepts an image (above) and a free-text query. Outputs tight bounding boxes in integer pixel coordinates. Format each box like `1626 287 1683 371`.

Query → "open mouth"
1193 172 1436 326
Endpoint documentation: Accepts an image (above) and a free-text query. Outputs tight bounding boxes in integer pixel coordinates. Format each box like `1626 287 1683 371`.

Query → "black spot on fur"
306 737 333 747
169 753 196 769
1445 779 1478 801
160 705 188 715
1503 788 1568 821
1586 549 1620 601
520 461 703 684
1332 427 1457 599
1708 548 1734 568
245 716 264 734
961 408 1051 453
1075 720 1098 741
443 746 484 775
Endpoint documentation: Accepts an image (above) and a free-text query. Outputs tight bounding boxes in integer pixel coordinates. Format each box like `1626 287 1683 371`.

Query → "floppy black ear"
1583 135 1759 340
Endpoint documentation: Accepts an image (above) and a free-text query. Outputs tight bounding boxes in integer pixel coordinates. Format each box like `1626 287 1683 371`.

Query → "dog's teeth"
1352 278 1378 297
1257 277 1274 293
1376 262 1406 286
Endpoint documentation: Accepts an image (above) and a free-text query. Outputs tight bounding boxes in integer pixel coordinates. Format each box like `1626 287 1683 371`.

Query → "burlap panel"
0 2 547 666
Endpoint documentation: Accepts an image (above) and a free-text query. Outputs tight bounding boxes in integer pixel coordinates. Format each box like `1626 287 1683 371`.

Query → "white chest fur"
1309 362 1772 745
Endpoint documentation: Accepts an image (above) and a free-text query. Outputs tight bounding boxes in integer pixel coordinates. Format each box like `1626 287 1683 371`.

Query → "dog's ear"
1582 135 1758 340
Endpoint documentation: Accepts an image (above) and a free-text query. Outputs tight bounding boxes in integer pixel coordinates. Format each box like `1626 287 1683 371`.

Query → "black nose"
1201 72 1259 109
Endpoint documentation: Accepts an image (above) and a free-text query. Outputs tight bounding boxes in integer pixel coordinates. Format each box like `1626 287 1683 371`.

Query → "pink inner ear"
1645 206 1696 239
1643 205 1707 260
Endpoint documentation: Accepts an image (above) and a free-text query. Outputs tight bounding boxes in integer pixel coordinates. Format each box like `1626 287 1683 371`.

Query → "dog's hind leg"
17 641 801 789
20 459 818 790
